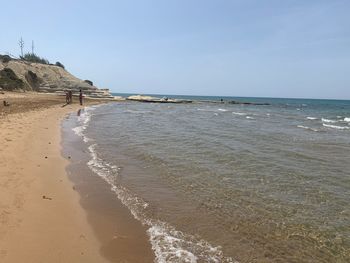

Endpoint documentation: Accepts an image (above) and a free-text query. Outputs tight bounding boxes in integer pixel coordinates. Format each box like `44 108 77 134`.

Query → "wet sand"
0 92 153 262
62 113 154 262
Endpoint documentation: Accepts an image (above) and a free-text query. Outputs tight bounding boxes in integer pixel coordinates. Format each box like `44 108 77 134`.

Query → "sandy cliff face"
0 58 112 98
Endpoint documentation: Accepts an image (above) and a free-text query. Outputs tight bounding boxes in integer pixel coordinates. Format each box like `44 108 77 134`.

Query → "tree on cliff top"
21 53 49 64
55 61 65 69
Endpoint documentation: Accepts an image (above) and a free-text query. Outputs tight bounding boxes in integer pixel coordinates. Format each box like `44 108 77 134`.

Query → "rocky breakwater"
126 95 270 106
0 55 113 99
127 95 192 103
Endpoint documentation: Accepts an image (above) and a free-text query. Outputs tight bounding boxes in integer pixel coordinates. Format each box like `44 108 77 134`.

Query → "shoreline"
0 94 108 262
62 109 155 262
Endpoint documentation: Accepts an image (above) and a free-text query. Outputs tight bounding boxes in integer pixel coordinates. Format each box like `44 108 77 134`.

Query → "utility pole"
19 37 24 57
31 40 34 54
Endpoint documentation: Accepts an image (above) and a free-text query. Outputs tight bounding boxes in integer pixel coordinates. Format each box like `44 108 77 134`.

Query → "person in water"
79 89 83 105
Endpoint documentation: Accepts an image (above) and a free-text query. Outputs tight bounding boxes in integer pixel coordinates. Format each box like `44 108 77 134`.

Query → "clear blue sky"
1 0 350 99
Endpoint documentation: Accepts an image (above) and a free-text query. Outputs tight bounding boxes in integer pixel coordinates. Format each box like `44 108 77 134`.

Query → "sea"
71 94 350 262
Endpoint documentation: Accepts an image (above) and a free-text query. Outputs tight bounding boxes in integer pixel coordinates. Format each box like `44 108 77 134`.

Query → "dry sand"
0 92 108 262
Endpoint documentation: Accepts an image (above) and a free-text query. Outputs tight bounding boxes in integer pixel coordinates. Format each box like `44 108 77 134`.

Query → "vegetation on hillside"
25 70 41 90
84 79 93 86
18 54 66 69
55 61 65 69
0 54 12 63
0 68 26 90
21 53 50 64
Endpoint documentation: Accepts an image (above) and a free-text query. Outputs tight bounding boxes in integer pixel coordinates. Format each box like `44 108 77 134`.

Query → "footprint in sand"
0 249 7 258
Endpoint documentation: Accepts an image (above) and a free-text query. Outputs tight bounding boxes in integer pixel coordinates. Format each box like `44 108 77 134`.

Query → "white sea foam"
246 116 254 119
232 112 246 116
218 108 228 112
72 126 85 139
344 117 350 122
297 125 318 132
322 118 337 123
323 123 349 130
86 144 236 263
197 108 215 112
74 106 237 263
125 109 151 114
306 117 317 120
72 107 96 142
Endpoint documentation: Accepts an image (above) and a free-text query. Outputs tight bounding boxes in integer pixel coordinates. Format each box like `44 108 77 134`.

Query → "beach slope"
0 94 107 262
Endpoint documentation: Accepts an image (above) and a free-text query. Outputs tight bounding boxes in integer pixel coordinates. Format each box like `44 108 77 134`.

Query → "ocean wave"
246 116 254 120
72 107 97 142
344 117 350 122
306 117 317 120
297 125 319 132
72 126 87 141
76 106 236 263
323 123 349 130
218 108 228 112
321 118 337 123
232 112 246 116
124 109 151 114
197 108 215 112
86 144 236 263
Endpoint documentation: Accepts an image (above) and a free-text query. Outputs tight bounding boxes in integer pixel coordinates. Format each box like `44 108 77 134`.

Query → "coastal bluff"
0 55 113 99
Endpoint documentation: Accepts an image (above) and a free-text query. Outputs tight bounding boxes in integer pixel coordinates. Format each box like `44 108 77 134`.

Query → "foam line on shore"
72 105 237 263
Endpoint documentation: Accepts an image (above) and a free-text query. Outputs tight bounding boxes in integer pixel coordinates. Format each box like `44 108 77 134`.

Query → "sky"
1 0 350 99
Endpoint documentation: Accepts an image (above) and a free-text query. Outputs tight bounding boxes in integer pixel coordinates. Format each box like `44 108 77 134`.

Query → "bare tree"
31 40 35 54
19 37 24 57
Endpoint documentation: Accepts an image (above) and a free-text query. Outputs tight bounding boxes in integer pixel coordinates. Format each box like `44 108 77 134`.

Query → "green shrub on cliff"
0 54 12 63
21 53 49 64
55 61 65 69
25 70 41 90
0 68 25 90
84 79 93 86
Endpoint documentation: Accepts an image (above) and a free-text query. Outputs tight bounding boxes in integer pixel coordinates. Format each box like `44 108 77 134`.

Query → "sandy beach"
0 92 108 262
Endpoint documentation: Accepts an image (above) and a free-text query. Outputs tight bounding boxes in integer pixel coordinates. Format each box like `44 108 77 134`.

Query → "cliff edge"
0 55 112 98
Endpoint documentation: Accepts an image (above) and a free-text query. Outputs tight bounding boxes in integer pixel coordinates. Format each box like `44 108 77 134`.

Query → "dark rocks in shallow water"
126 95 269 105
198 99 270 106
227 100 270 106
127 95 192 104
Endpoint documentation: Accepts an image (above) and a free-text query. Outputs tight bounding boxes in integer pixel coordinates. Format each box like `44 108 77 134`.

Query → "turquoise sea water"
73 95 350 262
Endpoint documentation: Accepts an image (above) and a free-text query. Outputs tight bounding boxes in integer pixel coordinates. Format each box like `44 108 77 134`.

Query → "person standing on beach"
69 90 73 104
65 90 69 104
79 89 83 105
